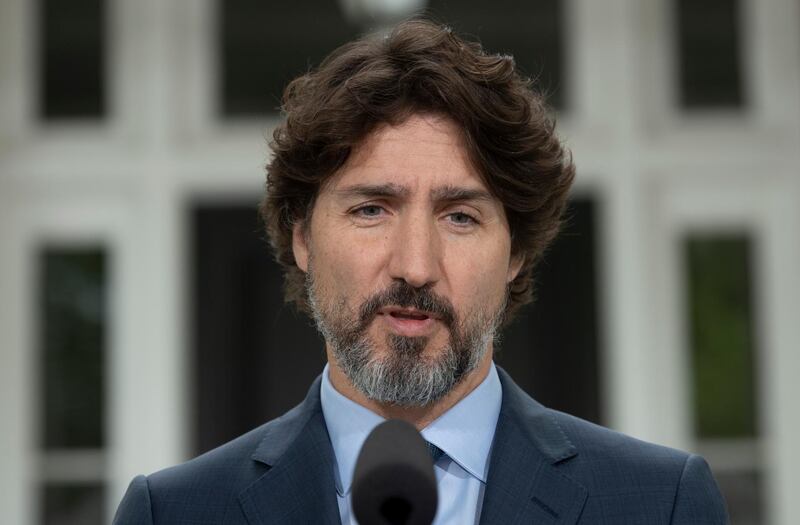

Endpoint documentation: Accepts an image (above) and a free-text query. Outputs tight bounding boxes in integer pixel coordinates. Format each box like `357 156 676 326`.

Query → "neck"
326 348 494 430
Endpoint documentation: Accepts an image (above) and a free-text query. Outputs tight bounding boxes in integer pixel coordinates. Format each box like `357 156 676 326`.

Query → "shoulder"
549 408 690 480
495 369 728 522
146 420 272 497
497 367 696 481
498 367 693 477
546 409 728 523
113 423 271 524
113 422 272 524
114 386 321 524
553 409 689 468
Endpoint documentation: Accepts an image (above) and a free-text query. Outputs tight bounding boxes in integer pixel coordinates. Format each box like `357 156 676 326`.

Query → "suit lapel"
235 368 588 524
238 377 342 525
479 369 588 524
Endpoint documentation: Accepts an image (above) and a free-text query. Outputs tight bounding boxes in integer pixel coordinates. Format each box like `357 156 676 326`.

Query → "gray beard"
305 264 506 407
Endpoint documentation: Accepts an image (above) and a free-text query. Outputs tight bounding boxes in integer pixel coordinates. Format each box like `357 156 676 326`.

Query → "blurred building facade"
1 0 799 524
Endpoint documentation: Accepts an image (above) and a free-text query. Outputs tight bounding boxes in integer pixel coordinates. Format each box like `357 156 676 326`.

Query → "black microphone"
351 419 438 525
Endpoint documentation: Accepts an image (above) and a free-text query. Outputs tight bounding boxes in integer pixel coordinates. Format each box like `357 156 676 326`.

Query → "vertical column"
108 0 188 515
0 0 35 141
761 182 800 525
747 0 800 135
0 196 34 525
751 2 800 524
0 1 36 522
573 0 661 439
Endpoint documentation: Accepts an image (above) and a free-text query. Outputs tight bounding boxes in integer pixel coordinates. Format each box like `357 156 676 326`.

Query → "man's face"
293 114 522 406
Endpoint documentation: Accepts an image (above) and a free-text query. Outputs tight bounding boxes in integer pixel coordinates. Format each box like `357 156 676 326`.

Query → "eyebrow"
333 183 410 200
430 185 494 204
334 183 494 204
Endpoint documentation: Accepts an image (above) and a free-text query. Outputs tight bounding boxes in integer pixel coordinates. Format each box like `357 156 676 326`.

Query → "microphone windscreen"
351 419 438 525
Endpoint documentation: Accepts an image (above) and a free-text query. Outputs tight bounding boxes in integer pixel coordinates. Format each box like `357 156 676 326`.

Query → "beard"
305 261 507 407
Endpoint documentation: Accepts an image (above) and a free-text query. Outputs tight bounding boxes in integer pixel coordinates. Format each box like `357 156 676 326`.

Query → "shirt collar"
420 363 501 482
319 362 502 495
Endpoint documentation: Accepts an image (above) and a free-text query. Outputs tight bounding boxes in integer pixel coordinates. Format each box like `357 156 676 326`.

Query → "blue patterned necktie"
426 441 445 463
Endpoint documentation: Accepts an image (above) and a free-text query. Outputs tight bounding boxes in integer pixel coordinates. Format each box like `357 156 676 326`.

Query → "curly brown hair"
261 18 575 324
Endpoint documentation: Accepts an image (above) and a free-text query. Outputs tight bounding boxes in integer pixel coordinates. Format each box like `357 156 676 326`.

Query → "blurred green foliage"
687 236 757 438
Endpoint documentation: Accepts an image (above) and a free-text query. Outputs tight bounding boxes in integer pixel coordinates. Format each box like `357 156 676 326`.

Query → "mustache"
357 281 456 329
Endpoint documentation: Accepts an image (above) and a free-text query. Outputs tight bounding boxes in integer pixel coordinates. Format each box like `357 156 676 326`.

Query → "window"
685 235 763 524
192 204 326 453
428 0 565 109
220 0 359 116
39 249 108 525
39 0 106 119
499 198 601 423
688 236 756 439
41 484 105 525
676 0 744 109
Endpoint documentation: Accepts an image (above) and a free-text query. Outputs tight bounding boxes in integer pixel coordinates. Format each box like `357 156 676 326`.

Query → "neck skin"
325 345 494 431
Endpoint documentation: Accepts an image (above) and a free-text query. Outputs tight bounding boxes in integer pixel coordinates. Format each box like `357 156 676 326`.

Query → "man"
115 19 729 524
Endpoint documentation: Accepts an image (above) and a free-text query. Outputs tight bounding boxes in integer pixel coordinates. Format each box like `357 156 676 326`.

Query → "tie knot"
425 441 445 463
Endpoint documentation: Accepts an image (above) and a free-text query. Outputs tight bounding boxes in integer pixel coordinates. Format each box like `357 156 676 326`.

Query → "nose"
387 212 442 289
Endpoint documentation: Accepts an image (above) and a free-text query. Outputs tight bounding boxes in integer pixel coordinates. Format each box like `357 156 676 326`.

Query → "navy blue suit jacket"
114 368 729 524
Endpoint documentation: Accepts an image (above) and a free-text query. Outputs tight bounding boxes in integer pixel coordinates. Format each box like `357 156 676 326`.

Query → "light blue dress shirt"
320 363 502 525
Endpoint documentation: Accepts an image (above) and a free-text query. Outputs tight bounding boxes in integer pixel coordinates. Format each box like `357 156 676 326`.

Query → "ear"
507 254 524 283
292 221 309 273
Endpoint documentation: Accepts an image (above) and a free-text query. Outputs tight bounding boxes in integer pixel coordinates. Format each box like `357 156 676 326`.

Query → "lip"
377 308 439 337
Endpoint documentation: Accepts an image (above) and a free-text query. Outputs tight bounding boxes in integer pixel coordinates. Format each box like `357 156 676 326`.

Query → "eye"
447 211 478 226
352 205 385 218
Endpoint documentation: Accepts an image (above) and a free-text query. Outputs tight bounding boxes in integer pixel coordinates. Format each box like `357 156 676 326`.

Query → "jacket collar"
238 367 587 524
479 367 587 524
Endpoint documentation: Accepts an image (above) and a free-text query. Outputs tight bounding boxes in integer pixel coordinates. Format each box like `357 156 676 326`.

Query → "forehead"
325 114 488 194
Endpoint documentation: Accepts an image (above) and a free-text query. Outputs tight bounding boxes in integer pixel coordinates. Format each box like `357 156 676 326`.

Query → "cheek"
312 229 386 296
446 247 511 308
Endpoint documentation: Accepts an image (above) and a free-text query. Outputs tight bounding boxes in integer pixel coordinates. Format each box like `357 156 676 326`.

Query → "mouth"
377 307 440 337
378 307 437 321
